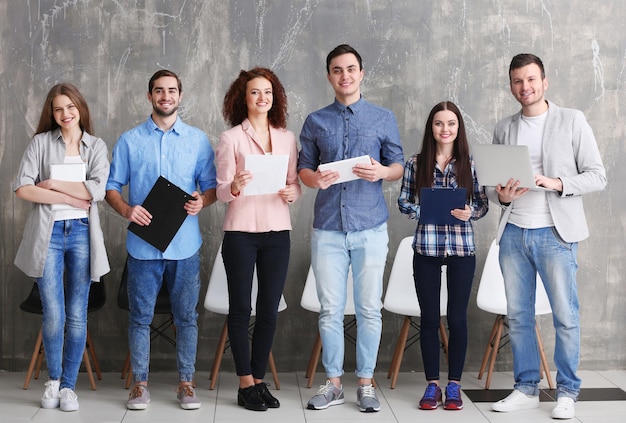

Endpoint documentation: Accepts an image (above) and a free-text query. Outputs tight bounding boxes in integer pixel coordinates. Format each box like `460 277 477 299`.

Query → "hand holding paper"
243 154 289 196
317 155 371 185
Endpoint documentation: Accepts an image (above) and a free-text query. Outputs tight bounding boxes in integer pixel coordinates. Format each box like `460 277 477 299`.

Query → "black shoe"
255 382 280 408
237 385 268 411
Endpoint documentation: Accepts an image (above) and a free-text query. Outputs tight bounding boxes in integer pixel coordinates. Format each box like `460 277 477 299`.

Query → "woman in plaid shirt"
398 101 488 411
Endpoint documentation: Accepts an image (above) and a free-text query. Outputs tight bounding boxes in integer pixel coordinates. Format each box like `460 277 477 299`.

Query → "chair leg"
535 323 555 389
23 328 44 390
305 332 323 388
478 315 501 380
388 316 411 389
209 320 229 390
82 348 97 390
86 331 102 380
267 351 281 390
484 315 505 389
438 320 449 362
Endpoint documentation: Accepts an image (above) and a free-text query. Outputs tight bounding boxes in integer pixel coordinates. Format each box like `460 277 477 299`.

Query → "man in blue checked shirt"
298 44 404 413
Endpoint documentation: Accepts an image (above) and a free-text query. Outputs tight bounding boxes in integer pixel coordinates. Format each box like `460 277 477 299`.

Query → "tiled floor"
2 369 625 422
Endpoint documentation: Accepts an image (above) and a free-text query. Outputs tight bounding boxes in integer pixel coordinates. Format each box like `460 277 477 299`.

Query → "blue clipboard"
419 187 467 225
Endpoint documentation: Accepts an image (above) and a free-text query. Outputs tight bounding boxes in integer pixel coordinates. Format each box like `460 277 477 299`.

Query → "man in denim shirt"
298 44 404 413
106 70 217 410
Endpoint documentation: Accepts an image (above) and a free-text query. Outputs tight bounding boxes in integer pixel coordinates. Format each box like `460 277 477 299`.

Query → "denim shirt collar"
331 96 364 115
147 115 183 135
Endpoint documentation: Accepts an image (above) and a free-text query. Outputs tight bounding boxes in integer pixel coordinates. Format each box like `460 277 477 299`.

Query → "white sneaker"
492 389 540 412
551 396 575 419
41 380 60 409
59 388 79 412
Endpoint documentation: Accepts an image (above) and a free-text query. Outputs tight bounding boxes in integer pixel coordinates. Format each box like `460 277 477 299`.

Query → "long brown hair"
414 101 473 199
222 67 288 129
35 83 93 136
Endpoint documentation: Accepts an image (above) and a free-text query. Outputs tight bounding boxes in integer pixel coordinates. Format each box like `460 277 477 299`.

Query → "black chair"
117 258 175 388
20 279 106 390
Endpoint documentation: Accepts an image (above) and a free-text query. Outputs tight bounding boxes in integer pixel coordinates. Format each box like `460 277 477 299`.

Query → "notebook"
471 144 555 191
128 176 196 252
419 187 467 225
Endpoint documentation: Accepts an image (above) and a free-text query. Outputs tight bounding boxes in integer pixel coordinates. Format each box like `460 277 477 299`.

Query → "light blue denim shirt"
106 116 217 260
298 98 404 232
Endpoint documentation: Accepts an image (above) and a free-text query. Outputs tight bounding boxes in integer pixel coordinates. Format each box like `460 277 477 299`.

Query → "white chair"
300 265 357 388
383 236 449 388
476 239 554 389
204 243 287 390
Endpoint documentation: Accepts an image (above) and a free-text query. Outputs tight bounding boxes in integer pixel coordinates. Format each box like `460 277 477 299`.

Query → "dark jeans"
222 230 290 379
413 252 475 382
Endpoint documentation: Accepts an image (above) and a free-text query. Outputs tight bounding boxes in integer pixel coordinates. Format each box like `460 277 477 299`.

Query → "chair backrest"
116 257 171 314
203 243 287 316
299 265 356 315
476 239 551 316
383 236 448 317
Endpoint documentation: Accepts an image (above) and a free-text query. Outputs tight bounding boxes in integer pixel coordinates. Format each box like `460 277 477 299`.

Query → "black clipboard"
128 176 194 252
419 187 467 225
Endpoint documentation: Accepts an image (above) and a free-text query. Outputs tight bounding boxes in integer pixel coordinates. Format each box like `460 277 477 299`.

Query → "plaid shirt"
398 154 488 257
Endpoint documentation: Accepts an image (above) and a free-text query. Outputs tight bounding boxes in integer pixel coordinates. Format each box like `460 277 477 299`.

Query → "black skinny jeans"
221 230 290 379
413 252 475 382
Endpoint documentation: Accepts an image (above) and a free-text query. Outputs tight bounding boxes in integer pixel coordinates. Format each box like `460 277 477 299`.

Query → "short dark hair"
326 44 363 74
509 53 545 81
148 69 182 93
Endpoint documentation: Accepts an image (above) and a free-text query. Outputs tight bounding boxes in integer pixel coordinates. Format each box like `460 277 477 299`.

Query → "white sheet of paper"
50 163 86 210
317 155 371 185
243 154 289 196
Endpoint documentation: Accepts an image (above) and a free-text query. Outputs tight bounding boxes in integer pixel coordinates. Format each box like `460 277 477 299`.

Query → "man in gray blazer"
487 54 606 420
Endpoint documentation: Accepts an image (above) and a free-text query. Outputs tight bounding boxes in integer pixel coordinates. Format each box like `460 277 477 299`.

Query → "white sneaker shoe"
492 389 540 412
41 380 60 409
551 396 575 419
59 388 79 412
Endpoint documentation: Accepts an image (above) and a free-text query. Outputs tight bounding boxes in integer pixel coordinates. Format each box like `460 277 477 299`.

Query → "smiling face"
245 77 273 118
52 94 81 132
326 52 364 105
509 63 549 116
432 109 458 147
148 75 181 117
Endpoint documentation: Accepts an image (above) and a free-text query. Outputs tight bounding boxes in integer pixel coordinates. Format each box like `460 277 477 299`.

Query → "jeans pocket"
550 227 573 250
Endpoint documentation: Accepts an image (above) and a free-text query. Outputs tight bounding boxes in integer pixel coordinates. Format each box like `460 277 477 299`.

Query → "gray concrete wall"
1 0 624 376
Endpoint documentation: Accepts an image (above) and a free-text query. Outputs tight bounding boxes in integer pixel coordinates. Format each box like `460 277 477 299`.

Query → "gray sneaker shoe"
59 388 79 412
177 385 201 410
127 385 150 410
307 380 345 410
41 380 60 409
357 384 380 412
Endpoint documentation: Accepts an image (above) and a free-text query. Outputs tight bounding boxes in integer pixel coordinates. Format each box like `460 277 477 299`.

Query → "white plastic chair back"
300 265 355 315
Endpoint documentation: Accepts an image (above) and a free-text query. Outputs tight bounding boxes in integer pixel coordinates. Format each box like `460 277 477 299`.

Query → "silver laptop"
471 144 554 191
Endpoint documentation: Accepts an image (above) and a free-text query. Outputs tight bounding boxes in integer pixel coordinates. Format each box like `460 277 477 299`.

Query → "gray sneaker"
177 385 201 410
307 380 345 410
357 384 380 412
127 385 150 410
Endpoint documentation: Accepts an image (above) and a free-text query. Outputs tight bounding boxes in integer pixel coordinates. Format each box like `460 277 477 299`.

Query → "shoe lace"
43 381 58 398
359 384 376 398
446 383 461 400
177 385 195 398
316 380 336 395
423 383 438 399
129 385 145 400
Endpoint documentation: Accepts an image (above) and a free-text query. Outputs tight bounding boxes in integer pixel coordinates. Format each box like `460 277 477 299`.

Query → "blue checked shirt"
298 98 404 232
397 154 488 257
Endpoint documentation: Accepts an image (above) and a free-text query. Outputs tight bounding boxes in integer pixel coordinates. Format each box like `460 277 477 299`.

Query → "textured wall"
1 0 624 375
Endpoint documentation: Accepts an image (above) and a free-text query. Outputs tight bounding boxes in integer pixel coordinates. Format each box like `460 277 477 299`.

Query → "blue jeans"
413 253 475 382
222 231 290 379
311 223 388 379
37 219 91 390
499 224 581 400
127 251 201 383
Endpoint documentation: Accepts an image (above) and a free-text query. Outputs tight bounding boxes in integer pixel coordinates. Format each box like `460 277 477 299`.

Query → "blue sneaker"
444 382 463 410
419 383 442 410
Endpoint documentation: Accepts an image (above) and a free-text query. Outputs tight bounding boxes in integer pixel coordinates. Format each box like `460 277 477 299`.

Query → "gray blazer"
486 100 606 243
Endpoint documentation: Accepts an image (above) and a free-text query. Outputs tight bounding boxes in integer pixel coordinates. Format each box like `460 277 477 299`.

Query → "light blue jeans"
37 218 91 390
311 223 388 379
126 251 201 383
499 223 581 400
